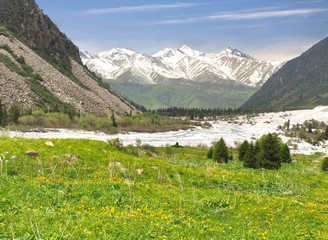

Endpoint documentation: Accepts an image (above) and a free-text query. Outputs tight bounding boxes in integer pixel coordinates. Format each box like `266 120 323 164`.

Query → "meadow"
0 137 327 239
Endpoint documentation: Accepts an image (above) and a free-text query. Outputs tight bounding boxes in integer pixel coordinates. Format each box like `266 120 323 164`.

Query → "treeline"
153 107 254 119
122 101 304 119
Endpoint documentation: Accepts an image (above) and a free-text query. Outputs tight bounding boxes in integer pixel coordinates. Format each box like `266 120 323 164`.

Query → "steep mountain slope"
0 0 80 75
0 0 135 116
242 37 328 110
81 46 283 87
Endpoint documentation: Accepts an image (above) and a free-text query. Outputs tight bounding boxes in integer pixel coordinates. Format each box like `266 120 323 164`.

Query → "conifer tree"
243 141 260 169
259 133 281 169
212 138 229 163
280 143 292 163
111 111 118 127
239 140 249 161
207 146 213 159
243 142 255 168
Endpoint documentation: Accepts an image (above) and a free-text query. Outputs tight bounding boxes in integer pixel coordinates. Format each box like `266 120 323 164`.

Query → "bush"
141 144 158 154
108 138 123 150
322 157 328 172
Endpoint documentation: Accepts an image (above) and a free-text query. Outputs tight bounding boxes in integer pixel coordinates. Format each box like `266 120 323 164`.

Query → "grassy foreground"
0 138 327 239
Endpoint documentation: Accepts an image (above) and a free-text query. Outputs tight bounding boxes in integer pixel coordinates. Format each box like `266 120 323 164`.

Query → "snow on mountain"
80 45 284 87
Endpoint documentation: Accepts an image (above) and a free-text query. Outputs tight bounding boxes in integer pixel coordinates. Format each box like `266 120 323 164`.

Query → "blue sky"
35 0 328 60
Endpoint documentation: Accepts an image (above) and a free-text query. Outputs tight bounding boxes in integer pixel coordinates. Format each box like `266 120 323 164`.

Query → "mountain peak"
178 44 204 57
179 44 193 50
109 48 137 55
220 47 254 60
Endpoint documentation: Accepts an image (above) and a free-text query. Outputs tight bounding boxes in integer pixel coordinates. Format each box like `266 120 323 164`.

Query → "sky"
35 0 328 60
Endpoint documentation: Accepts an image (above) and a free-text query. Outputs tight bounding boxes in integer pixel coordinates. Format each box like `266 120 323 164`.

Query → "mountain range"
81 45 283 87
0 0 135 117
80 46 283 109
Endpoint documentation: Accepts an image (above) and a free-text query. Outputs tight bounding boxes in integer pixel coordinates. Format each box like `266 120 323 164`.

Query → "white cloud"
155 8 328 24
83 3 202 15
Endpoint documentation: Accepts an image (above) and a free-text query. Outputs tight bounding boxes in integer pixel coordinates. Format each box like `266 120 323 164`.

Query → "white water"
2 106 328 155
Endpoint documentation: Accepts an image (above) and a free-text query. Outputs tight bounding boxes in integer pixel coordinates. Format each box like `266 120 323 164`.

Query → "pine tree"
243 141 260 169
111 111 118 128
259 134 281 169
207 146 213 159
280 143 292 163
212 138 229 163
239 140 249 161
243 143 255 168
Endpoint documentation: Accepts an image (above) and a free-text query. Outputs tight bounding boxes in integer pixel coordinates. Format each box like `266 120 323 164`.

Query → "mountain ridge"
242 36 328 110
80 45 284 87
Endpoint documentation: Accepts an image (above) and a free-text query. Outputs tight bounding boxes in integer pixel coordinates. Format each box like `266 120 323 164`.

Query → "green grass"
0 138 327 239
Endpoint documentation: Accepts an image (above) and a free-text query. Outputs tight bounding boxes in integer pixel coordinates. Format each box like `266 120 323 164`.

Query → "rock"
120 167 129 173
25 151 39 157
108 162 122 167
64 154 80 162
136 169 144 175
45 141 54 147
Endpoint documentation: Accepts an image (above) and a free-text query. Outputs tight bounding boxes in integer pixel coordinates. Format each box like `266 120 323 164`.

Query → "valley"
0 0 327 239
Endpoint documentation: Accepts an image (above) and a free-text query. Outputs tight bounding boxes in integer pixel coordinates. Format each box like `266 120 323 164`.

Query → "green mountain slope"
242 37 328 111
108 80 257 109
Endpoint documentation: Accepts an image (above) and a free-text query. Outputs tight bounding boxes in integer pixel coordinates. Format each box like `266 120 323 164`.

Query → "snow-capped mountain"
80 45 284 87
